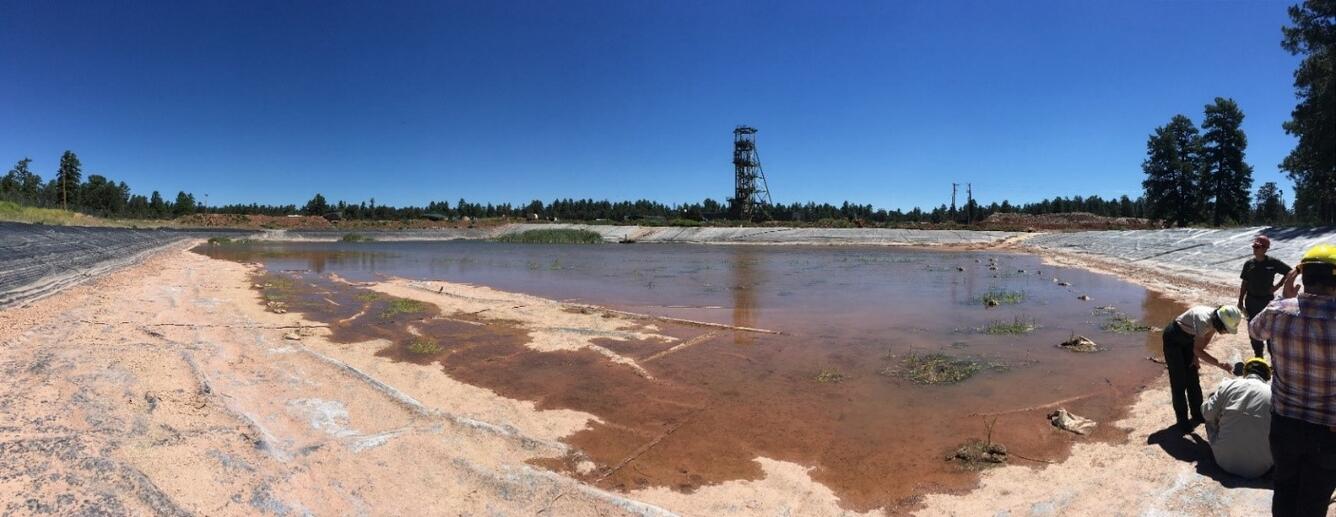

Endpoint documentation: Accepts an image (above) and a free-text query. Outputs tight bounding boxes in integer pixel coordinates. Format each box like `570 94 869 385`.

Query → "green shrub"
381 298 429 318
978 289 1025 307
1102 315 1152 333
406 338 442 355
495 229 603 244
895 353 983 385
981 317 1037 335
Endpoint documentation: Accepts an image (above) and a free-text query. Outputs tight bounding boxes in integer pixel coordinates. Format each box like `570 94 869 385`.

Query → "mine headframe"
730 125 772 221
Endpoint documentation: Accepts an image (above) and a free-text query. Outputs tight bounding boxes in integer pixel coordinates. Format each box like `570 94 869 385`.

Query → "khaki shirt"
1202 375 1273 478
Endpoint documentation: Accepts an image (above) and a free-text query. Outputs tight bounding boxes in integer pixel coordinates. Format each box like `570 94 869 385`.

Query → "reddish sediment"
248 268 1182 512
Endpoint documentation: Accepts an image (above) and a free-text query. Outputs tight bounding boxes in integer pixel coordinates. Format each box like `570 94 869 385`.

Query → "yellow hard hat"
1216 305 1243 334
1244 357 1270 370
1301 244 1336 267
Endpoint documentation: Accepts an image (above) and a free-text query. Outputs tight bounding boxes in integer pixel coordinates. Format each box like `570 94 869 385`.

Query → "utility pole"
950 183 958 220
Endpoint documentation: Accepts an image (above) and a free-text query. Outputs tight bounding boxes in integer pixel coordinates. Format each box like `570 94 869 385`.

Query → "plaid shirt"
1251 293 1336 427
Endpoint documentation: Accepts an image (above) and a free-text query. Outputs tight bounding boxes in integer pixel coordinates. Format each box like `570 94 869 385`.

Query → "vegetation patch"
340 233 373 242
495 229 604 244
981 317 1037 335
355 291 382 302
895 353 983 385
406 338 442 355
977 289 1024 307
207 236 234 245
381 298 429 318
813 368 847 383
1102 315 1152 333
0 200 107 226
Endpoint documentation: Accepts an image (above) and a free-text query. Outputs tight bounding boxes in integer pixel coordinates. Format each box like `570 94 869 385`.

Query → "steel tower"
730 126 771 220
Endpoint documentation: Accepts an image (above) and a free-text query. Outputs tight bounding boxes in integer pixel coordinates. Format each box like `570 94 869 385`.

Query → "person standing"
1251 244 1336 517
1201 358 1273 479
1163 304 1243 430
1238 235 1292 358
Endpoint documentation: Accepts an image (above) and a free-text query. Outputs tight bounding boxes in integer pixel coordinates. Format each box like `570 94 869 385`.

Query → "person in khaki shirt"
1202 358 1273 479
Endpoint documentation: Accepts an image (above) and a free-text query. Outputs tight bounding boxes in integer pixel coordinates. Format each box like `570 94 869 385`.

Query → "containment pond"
196 240 1185 511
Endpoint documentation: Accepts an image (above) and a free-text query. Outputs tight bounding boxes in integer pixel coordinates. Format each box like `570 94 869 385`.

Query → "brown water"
197 241 1184 511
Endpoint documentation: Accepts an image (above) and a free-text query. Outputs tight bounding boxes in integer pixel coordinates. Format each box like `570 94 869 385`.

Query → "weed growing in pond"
894 353 983 385
381 298 428 318
813 368 847 383
495 229 603 244
355 292 381 303
981 317 1037 335
977 289 1024 307
1102 315 1152 333
406 338 442 355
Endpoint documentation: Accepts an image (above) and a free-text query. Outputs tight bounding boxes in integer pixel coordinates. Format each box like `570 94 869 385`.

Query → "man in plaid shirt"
1250 244 1336 517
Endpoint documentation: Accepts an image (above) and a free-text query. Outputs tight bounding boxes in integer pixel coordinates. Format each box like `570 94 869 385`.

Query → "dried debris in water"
1058 335 1101 353
1048 408 1096 435
948 440 1008 470
813 368 847 383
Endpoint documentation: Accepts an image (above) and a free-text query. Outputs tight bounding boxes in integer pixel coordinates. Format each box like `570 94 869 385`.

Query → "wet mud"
200 242 1187 511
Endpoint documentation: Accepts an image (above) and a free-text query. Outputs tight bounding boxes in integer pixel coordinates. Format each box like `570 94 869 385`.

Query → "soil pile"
979 212 1158 231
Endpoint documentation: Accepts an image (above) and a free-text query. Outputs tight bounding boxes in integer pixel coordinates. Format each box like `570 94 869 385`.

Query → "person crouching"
1202 358 1273 478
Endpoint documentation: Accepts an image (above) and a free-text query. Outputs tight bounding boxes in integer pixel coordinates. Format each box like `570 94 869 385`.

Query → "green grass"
381 298 429 318
0 200 103 226
813 368 847 383
340 233 374 242
406 338 442 355
355 292 382 302
495 229 604 244
1102 315 1152 333
981 317 1037 335
977 289 1025 307
207 236 234 245
896 353 983 385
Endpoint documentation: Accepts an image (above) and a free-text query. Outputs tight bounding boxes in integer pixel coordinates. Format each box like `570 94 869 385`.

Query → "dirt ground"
0 240 1289 515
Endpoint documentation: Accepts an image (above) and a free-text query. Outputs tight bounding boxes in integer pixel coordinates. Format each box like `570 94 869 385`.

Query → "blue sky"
0 1 1304 210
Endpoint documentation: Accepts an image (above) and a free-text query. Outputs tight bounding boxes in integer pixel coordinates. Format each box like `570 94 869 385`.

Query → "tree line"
0 153 1161 225
0 148 1295 226
0 151 198 219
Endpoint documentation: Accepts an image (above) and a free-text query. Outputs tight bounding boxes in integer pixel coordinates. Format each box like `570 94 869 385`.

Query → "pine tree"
1200 98 1253 225
1281 0 1336 223
1142 115 1203 227
303 193 329 215
1254 181 1288 224
56 150 82 210
149 191 166 218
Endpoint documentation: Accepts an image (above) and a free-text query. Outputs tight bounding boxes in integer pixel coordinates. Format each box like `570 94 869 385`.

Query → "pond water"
197 240 1185 511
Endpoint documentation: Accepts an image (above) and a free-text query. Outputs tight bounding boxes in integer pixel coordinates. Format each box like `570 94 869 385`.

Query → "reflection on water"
197 240 1186 510
731 247 758 346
